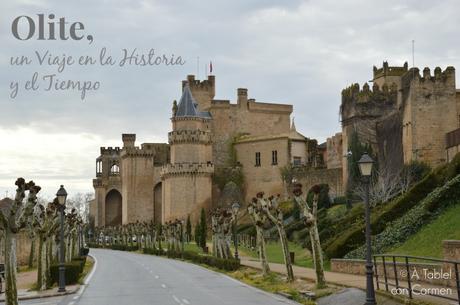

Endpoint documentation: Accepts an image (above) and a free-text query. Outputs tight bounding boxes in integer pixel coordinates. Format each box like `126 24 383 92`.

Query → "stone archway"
153 182 162 224
105 189 122 226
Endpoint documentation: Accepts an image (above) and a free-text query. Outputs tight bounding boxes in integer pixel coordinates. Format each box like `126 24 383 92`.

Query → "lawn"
239 240 331 270
388 203 460 258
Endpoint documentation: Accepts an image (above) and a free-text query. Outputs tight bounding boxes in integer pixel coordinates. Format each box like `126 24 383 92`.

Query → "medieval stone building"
341 62 460 190
90 75 342 227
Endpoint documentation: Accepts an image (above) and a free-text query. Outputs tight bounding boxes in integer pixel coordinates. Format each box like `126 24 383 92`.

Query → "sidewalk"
0 285 79 301
240 257 458 305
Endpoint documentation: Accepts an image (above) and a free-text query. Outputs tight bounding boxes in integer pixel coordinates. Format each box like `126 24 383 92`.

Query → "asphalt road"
11 248 300 305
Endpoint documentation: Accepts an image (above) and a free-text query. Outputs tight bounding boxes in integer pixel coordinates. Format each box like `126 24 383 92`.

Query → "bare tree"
257 193 294 282
0 179 40 305
247 200 270 276
293 184 326 288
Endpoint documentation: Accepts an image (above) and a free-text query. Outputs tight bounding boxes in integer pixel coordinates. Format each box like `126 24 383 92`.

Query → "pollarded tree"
257 193 294 282
293 184 326 288
0 178 40 305
33 200 60 291
247 198 270 276
211 208 233 259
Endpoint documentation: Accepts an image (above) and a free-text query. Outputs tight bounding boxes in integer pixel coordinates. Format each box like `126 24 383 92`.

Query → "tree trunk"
310 228 326 288
277 224 294 282
37 236 44 290
28 238 35 269
5 231 18 305
256 226 270 276
310 194 326 288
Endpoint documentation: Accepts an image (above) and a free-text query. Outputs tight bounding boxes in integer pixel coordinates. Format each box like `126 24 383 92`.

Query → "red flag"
210 61 213 74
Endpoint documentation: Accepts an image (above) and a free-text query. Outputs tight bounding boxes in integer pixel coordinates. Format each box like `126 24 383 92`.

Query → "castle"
341 62 460 190
90 62 460 227
90 75 342 227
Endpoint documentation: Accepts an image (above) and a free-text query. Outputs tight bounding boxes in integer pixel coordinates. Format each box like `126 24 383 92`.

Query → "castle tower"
182 75 215 111
161 84 214 224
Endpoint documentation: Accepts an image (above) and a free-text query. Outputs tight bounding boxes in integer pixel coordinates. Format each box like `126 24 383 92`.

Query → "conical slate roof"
174 85 212 119
176 85 198 117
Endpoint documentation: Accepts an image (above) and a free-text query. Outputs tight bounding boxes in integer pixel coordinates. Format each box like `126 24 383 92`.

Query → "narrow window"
255 152 261 167
96 160 102 176
293 156 301 166
272 150 278 165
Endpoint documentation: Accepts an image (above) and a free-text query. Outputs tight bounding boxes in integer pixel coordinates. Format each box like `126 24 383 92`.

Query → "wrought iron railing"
373 254 459 304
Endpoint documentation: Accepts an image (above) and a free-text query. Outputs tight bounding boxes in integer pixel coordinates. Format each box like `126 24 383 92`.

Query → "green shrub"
142 248 240 271
324 153 460 258
50 261 82 285
345 174 460 258
110 244 138 251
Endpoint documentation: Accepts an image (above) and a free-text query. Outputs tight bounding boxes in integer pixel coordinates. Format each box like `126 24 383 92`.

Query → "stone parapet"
161 162 214 177
168 130 212 144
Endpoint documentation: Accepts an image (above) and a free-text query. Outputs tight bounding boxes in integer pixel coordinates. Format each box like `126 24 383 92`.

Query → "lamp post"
358 153 376 305
231 202 241 260
56 185 67 293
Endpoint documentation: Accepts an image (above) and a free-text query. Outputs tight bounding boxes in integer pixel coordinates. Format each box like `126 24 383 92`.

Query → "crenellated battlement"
120 145 158 158
373 61 409 79
160 162 214 177
182 75 215 91
408 66 455 83
168 130 212 144
341 82 398 122
100 147 121 155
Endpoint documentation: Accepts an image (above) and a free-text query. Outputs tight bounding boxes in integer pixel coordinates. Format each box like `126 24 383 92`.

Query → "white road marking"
172 295 182 304
155 275 159 279
182 298 190 304
161 283 167 288
73 295 79 300
69 302 75 305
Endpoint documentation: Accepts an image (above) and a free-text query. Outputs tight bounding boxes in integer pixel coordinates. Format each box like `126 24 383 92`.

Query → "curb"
0 254 97 302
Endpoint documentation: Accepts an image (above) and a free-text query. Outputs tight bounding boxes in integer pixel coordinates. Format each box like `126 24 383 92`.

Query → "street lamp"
358 153 376 305
56 185 67 293
231 202 241 260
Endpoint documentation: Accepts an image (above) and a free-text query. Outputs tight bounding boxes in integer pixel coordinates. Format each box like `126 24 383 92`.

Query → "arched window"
110 163 120 175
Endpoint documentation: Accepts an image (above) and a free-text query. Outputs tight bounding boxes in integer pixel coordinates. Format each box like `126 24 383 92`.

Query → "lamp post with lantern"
56 185 67 293
358 153 376 305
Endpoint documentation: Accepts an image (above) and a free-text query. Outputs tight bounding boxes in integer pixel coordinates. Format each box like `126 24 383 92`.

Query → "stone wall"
402 67 458 167
0 231 38 267
297 167 343 198
209 89 292 168
331 240 460 288
326 133 342 169
234 137 289 202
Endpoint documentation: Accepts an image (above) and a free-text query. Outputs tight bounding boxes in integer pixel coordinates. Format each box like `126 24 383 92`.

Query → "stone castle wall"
234 137 289 202
402 67 458 166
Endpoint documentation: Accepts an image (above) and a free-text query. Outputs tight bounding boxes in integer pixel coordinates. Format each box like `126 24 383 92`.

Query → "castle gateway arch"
105 189 122 226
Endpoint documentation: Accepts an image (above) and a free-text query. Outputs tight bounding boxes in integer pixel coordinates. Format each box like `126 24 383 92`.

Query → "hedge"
324 153 460 259
345 174 460 258
87 243 138 252
50 256 87 285
143 248 240 271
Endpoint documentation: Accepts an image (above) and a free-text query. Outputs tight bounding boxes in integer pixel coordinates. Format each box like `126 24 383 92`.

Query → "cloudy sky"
1 0 459 198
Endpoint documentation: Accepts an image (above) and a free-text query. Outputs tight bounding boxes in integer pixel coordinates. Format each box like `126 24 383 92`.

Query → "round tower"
161 84 214 224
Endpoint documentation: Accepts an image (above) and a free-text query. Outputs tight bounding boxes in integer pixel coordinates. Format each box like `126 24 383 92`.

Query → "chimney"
237 88 248 108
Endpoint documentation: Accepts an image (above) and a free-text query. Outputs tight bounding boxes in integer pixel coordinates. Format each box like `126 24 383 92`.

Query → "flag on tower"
210 61 213 74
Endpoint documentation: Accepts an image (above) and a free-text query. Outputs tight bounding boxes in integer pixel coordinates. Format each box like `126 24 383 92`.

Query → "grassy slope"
388 203 460 258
